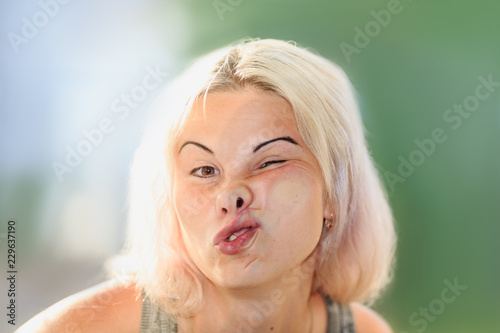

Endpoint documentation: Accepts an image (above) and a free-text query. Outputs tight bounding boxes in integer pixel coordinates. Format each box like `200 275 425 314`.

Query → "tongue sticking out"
226 227 251 242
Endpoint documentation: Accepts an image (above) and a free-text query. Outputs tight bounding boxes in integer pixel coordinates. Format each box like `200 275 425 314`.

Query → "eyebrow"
179 141 214 154
253 136 298 153
178 136 298 155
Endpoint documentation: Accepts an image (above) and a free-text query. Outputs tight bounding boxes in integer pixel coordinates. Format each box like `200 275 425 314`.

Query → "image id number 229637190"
6 220 17 326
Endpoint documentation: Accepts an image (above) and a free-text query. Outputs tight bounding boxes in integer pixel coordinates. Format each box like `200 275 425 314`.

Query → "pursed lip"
212 212 260 246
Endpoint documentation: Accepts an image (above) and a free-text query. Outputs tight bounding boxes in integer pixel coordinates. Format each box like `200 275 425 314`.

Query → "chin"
209 257 274 290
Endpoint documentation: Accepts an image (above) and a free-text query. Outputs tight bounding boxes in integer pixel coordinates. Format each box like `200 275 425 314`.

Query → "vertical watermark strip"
5 220 17 326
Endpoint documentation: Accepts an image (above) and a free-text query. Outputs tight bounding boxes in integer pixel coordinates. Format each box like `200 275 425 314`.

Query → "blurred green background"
1 0 499 332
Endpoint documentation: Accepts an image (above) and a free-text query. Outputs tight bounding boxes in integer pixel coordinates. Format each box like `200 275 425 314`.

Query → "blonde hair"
117 38 396 316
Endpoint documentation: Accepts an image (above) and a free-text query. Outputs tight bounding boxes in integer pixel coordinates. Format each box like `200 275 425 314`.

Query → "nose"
216 183 253 216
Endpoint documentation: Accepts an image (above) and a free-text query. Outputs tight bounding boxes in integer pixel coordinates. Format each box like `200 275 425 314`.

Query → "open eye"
191 166 220 178
259 160 287 169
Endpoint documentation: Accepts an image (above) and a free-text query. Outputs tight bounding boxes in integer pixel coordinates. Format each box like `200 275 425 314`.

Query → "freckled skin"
173 88 330 291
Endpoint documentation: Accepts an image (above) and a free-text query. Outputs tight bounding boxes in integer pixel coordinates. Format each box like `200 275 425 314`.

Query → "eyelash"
190 160 287 178
259 159 287 169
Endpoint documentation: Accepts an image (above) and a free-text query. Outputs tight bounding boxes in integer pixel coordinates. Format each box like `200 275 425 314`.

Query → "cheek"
262 168 324 235
173 184 215 266
265 168 322 213
173 180 216 250
174 180 213 222
257 169 324 267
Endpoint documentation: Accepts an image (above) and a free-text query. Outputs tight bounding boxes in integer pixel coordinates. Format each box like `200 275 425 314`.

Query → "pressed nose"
216 184 252 216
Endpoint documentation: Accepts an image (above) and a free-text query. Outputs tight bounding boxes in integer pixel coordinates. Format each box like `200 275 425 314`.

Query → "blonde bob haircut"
118 38 396 316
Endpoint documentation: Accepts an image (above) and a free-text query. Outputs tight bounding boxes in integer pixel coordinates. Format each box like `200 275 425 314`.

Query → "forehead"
177 88 301 148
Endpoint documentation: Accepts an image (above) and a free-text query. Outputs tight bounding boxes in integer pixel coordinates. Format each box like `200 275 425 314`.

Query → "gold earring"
325 213 334 230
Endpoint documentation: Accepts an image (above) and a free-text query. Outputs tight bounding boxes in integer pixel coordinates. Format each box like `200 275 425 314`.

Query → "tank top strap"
322 294 357 333
140 293 178 333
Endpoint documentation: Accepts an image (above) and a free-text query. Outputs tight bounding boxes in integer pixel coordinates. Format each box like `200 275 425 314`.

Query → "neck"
182 260 316 333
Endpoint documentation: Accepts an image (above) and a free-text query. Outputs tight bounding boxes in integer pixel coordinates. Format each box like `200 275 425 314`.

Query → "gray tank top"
140 294 356 332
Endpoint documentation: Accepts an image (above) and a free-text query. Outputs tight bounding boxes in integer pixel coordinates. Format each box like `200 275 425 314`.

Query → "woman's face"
173 88 330 290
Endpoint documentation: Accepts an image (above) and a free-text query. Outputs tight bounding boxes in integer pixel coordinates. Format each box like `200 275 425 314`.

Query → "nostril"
222 208 227 214
236 197 243 208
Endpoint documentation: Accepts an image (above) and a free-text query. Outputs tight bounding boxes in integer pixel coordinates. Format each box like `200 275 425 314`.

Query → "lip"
213 213 261 255
216 227 259 255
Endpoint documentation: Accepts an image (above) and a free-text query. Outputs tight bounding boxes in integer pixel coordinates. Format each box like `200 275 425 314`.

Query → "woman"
19 39 396 332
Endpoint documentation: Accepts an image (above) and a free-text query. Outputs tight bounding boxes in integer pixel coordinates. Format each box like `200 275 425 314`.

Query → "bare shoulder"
17 279 142 333
351 303 393 333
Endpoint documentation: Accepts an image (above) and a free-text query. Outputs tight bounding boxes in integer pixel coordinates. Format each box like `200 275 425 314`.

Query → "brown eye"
191 166 220 178
201 167 215 175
